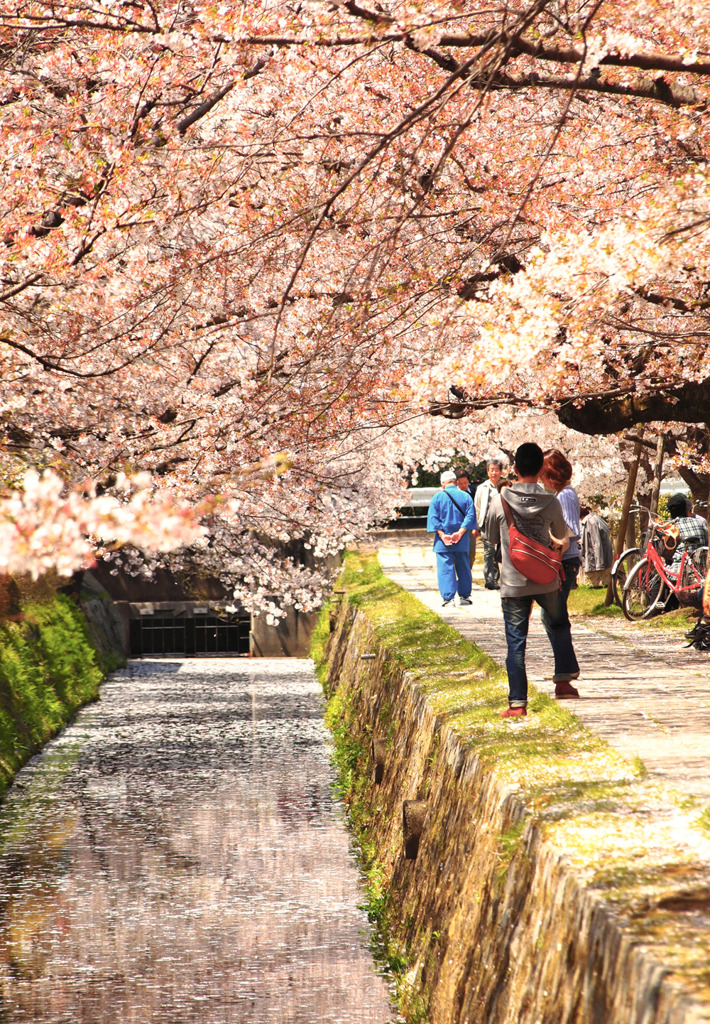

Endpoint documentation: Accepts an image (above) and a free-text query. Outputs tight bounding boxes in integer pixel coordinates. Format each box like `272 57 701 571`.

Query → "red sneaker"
500 706 527 719
555 680 580 699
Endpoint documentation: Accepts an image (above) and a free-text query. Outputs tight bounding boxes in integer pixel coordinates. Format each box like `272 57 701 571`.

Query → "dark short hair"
667 492 690 517
454 466 469 480
514 443 544 477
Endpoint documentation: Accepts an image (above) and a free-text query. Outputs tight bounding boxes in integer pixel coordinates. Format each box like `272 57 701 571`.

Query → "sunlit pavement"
0 660 395 1024
377 534 710 806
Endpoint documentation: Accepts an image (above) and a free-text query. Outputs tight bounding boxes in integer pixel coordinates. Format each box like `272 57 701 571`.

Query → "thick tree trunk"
649 436 665 518
556 380 710 434
605 432 644 606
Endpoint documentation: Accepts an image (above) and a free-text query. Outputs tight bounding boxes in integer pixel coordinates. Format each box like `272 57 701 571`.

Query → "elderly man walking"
427 470 478 606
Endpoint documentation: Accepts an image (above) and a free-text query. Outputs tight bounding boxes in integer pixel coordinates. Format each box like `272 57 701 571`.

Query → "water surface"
0 658 395 1023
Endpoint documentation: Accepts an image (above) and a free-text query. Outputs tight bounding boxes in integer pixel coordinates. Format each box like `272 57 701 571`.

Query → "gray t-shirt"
486 484 567 597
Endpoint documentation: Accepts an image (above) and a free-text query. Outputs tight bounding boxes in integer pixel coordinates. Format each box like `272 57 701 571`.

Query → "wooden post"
605 430 645 606
649 435 665 518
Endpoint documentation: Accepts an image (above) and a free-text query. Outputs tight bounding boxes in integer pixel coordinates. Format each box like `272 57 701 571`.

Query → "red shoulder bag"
500 493 563 586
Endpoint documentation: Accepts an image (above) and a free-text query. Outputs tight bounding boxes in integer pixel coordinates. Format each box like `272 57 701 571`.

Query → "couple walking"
428 444 580 719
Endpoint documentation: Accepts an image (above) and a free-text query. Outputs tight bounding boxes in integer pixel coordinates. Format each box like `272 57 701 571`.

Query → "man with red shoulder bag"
486 443 581 719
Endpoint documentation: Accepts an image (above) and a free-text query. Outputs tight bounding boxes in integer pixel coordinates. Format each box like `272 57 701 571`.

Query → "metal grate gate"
130 610 251 657
194 614 251 655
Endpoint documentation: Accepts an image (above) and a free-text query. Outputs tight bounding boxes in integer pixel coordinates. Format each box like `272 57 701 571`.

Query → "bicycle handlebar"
627 505 662 524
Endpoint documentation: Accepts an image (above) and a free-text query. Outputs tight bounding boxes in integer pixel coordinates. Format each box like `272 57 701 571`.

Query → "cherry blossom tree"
2 0 710 597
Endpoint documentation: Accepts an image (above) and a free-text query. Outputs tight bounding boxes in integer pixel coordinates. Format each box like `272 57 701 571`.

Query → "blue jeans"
502 590 579 705
436 550 472 601
561 557 580 604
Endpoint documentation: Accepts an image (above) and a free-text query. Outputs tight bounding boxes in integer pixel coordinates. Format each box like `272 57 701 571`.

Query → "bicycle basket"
661 523 679 550
652 535 671 561
655 524 679 562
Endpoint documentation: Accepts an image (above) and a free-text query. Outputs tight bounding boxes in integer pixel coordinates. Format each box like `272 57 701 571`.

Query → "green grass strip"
567 584 623 617
316 552 710 1019
334 552 634 791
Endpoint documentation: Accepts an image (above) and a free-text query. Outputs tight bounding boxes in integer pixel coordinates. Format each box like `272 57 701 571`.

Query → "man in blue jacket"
427 470 478 606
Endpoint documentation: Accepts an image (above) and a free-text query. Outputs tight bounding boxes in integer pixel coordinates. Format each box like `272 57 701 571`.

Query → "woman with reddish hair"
540 449 581 606
539 448 582 698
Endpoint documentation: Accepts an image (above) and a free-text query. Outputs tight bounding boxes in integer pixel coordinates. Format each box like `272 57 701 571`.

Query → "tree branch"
437 32 710 78
429 379 710 434
556 380 710 433
177 80 235 134
468 69 704 109
401 26 707 107
176 56 268 134
0 274 43 303
342 1 394 23
235 26 710 78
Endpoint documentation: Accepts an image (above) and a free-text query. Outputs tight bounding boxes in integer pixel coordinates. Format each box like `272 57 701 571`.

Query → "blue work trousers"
436 549 472 602
502 589 579 706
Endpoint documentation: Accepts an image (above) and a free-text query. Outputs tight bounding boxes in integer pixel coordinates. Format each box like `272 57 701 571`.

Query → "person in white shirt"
455 467 479 568
474 459 504 589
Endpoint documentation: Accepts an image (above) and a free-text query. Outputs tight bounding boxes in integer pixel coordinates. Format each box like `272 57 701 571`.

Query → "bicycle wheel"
692 545 708 575
611 547 642 606
622 557 669 621
678 546 708 596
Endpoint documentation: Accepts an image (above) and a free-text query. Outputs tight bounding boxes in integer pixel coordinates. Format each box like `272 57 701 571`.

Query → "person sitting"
686 565 710 648
665 492 707 572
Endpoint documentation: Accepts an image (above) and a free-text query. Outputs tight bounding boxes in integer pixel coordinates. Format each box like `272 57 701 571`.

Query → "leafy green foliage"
0 595 104 799
697 807 710 838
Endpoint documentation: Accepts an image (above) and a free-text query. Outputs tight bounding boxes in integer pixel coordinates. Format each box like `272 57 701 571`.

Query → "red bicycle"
622 520 708 620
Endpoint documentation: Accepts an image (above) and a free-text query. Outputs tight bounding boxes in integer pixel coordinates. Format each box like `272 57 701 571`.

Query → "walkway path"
0 659 394 1024
377 535 710 808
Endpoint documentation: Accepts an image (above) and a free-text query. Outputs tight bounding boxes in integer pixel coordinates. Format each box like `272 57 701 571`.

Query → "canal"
0 658 396 1023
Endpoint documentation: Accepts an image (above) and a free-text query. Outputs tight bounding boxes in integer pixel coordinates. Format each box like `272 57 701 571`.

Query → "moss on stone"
322 664 411 1012
337 553 636 804
0 595 108 801
310 603 331 691
497 820 526 880
315 551 710 1020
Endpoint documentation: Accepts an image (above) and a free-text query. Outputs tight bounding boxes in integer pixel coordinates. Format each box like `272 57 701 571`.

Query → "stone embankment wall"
322 592 709 1024
0 588 125 801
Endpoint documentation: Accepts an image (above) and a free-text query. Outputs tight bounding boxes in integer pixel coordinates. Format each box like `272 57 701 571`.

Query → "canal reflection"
0 659 395 1023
